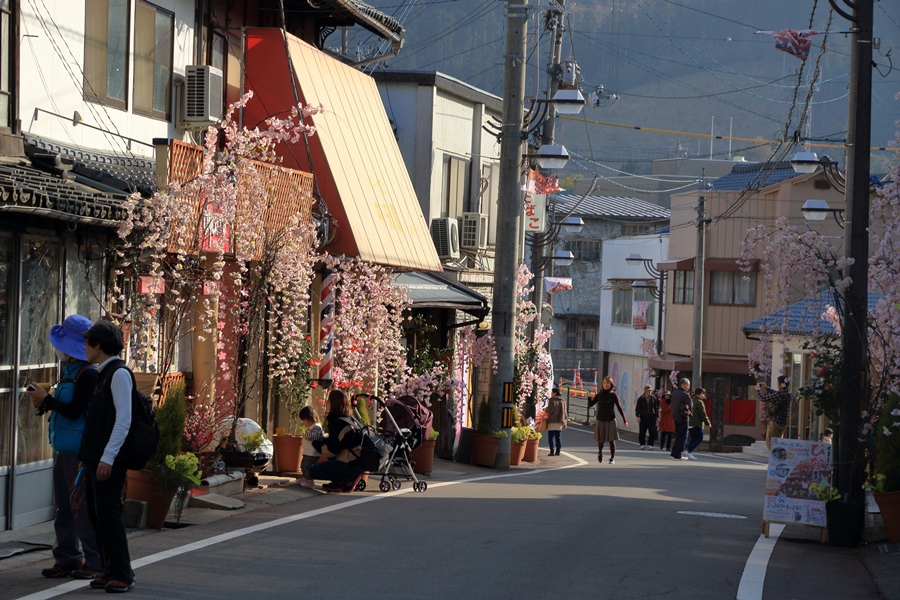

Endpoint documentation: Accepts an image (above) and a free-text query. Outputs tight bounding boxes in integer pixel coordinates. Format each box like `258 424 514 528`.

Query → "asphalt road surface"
5 425 882 599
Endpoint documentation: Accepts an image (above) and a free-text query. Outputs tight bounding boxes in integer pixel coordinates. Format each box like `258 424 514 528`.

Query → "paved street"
1 425 894 599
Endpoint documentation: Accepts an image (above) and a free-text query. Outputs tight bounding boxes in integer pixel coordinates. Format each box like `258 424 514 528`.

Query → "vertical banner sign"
633 300 649 330
523 193 547 233
763 438 832 528
319 269 335 382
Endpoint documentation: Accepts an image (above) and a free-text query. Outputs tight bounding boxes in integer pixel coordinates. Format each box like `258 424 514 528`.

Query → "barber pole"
319 270 334 382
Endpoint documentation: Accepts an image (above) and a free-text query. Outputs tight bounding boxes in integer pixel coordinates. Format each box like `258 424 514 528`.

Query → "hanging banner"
544 277 572 294
523 193 547 233
632 300 649 330
762 438 832 528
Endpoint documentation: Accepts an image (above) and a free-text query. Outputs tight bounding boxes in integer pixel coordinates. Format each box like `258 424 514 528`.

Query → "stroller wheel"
391 480 402 491
414 481 427 493
379 480 391 493
355 478 367 492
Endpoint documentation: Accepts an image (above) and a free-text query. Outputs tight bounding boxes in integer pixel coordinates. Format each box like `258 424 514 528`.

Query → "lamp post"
813 0 872 507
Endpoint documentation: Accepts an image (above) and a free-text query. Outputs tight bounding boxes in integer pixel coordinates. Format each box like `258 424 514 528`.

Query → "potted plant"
509 426 527 466
871 392 900 541
271 362 315 473
523 427 542 462
470 400 507 468
808 480 861 547
126 381 202 528
411 429 439 474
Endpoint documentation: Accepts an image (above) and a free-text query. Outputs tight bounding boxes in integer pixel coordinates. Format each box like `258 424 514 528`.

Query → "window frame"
672 270 695 305
132 0 174 120
84 0 131 110
709 271 757 306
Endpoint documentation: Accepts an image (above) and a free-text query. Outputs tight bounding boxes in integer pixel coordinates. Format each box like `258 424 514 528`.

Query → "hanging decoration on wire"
523 169 563 194
753 29 837 61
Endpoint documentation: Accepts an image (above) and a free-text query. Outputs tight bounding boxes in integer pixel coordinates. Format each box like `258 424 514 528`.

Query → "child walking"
297 406 323 489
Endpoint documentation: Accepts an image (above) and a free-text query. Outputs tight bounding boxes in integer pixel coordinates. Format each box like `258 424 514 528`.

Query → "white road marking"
15 455 588 600
736 523 784 600
677 510 748 519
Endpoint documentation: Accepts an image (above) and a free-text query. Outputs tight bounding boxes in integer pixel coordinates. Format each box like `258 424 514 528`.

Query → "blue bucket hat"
49 315 93 361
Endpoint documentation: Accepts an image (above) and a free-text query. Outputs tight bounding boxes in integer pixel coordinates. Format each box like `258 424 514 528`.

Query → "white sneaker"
680 456 689 461
688 453 698 460
640 445 646 449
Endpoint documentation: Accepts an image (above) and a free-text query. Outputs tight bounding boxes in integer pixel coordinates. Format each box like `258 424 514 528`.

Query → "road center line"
736 523 784 600
16 456 587 600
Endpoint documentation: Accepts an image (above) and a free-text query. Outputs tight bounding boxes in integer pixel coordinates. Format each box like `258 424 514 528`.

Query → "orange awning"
243 28 441 272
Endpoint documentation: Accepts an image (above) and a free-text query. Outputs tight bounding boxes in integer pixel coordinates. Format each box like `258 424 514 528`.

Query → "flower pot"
873 490 900 542
523 438 540 462
220 449 256 470
410 439 436 474
470 433 501 468
125 469 177 529
825 501 865 547
509 440 527 466
271 435 304 473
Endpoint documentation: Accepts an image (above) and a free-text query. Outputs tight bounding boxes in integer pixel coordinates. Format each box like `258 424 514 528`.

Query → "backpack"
340 417 390 472
107 362 160 471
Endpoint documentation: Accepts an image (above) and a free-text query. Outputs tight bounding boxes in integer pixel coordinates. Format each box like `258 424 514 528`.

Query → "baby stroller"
370 394 433 493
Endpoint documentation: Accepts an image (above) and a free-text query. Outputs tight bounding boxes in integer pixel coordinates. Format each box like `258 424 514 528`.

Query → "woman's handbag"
536 410 549 431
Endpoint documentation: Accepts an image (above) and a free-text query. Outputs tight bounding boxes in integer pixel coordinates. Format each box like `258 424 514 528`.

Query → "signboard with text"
523 193 547 233
762 437 832 528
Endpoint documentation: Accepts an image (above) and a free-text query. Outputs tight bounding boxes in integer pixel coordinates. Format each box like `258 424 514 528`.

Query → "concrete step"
742 440 769 459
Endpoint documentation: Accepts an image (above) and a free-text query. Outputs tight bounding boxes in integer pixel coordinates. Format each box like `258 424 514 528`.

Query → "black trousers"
85 464 134 583
638 419 658 447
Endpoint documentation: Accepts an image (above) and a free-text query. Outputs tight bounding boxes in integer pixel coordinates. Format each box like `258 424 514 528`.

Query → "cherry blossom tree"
514 264 554 415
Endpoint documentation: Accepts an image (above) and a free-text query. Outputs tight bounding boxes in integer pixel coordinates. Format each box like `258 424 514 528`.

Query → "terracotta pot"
523 438 540 462
470 433 501 468
271 435 304 473
509 440 527 466
410 439 436 474
873 490 900 542
125 469 177 529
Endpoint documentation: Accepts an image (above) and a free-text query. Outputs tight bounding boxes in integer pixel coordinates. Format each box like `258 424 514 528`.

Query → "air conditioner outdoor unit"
181 65 223 129
460 212 489 250
430 217 460 260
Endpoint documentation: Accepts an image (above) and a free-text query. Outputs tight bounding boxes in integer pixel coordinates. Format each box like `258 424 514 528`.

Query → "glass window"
134 1 174 119
673 270 694 305
612 289 631 326
580 326 596 349
84 0 130 109
65 238 104 321
564 320 577 348
710 271 756 306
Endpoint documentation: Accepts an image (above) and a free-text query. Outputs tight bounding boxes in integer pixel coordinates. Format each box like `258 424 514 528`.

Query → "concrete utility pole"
831 0 872 504
692 182 707 390
488 0 529 468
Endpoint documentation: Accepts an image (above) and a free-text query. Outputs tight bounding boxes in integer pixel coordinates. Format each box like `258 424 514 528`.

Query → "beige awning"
243 28 441 272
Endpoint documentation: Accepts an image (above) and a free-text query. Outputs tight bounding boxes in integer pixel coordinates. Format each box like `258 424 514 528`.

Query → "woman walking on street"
544 388 568 456
659 390 675 451
588 376 628 464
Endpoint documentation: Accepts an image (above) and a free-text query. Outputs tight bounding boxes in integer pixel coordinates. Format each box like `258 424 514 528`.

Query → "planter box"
471 433 501 468
873 490 900 542
410 439 436 474
271 435 303 473
509 440 526 466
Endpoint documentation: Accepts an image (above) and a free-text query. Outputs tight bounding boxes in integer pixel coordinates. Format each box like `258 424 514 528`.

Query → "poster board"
762 437 832 534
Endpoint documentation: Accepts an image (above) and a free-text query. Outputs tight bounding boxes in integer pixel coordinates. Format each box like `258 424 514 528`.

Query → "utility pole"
489 0 529 468
692 181 706 387
832 0 872 504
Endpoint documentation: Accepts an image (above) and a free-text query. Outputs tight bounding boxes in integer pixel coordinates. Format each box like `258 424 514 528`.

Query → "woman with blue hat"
26 315 102 580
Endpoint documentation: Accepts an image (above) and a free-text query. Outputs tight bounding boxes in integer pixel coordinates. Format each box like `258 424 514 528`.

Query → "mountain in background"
345 0 899 175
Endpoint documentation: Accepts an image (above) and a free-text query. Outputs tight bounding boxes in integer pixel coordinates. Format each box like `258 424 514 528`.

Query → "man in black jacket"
78 321 135 593
670 378 693 461
635 385 659 450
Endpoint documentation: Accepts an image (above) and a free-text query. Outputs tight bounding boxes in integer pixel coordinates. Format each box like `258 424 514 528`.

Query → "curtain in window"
734 272 756 305
710 271 732 304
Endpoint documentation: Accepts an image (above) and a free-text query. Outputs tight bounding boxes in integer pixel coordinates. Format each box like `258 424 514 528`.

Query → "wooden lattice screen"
163 140 315 258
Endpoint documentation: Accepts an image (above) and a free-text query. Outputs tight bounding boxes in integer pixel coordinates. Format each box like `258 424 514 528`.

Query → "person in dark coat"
670 378 693 461
588 376 628 464
544 387 568 456
78 321 135 593
634 384 659 450
309 389 366 492
759 375 792 449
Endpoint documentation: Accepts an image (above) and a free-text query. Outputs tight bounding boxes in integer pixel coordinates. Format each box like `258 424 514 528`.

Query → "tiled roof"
24 134 156 196
710 161 799 191
742 291 883 337
552 193 670 220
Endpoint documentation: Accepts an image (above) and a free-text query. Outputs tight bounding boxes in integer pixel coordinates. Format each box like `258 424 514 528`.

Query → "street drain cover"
677 511 748 519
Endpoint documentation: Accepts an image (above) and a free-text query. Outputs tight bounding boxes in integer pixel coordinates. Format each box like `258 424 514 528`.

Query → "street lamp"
790 152 848 192
625 253 667 383
801 199 845 228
